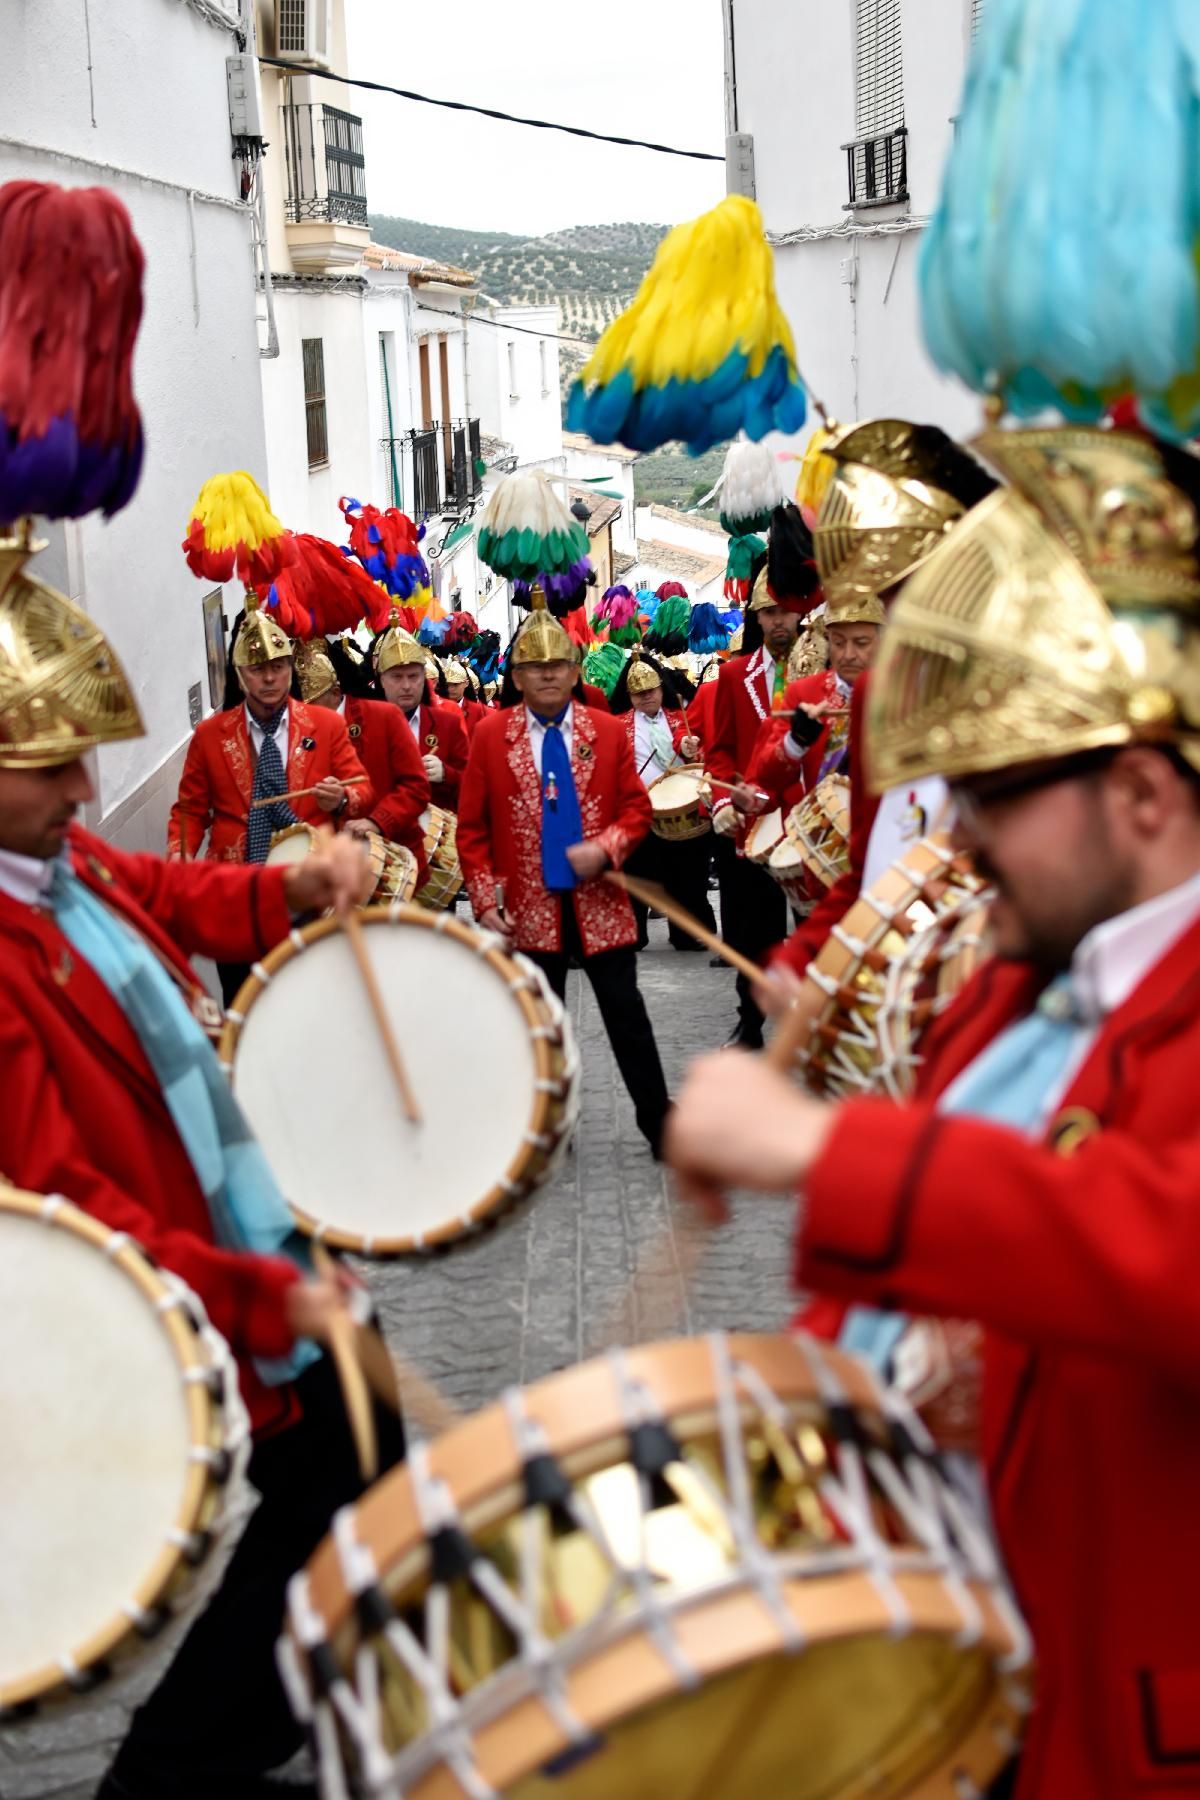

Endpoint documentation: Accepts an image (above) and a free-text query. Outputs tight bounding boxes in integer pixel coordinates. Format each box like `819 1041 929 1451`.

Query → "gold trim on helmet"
377 624 427 674
626 649 662 695
233 600 292 669
295 647 338 704
0 531 144 769
510 585 575 666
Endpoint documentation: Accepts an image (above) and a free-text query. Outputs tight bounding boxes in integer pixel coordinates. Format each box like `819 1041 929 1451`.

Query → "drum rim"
220 907 569 1254
745 807 785 862
0 1183 230 1711
266 822 316 856
290 1330 1031 1794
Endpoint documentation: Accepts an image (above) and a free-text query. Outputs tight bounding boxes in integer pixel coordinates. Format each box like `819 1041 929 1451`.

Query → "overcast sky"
345 0 727 236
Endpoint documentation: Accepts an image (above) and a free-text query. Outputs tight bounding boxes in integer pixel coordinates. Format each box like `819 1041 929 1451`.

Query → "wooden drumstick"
312 1243 377 1482
343 909 423 1125
250 775 368 809
604 870 764 983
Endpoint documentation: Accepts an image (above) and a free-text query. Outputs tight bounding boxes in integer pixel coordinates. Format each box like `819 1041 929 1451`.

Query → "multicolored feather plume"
584 641 629 698
565 196 807 455
477 472 589 580
688 601 730 655
644 594 692 654
183 471 295 587
0 181 145 520
655 580 689 603
339 495 429 597
795 426 838 523
718 441 780 536
258 533 392 639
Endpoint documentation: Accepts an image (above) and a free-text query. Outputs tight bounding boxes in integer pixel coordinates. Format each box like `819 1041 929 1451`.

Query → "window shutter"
854 0 905 137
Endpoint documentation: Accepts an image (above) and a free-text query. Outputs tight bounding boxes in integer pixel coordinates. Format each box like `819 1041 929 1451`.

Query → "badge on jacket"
577 743 593 761
300 736 316 752
425 733 438 749
348 724 362 740
1048 1106 1101 1156
86 855 114 884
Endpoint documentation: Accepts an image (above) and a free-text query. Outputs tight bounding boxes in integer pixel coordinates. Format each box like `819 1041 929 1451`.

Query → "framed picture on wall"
202 589 227 710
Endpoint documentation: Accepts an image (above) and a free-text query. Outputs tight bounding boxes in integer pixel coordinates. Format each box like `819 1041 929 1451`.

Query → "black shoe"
708 954 725 968
724 1024 764 1051
670 939 705 952
635 935 650 951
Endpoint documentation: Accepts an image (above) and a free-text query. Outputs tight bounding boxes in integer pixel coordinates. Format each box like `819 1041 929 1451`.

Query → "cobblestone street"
1 914 796 1799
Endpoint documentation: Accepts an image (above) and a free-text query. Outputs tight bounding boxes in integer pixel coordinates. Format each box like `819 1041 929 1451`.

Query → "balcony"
282 101 370 272
842 124 908 210
388 420 483 520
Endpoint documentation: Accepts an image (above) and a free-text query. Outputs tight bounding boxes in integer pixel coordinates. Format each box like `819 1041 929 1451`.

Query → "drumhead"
266 824 314 867
649 769 703 809
0 1190 243 1708
224 910 574 1251
745 808 783 858
769 837 805 872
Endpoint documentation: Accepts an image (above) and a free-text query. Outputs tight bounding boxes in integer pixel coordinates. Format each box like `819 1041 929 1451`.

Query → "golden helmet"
295 647 338 704
510 586 575 666
233 600 292 669
442 658 469 689
376 623 427 675
813 419 994 611
0 529 143 769
626 649 662 695
867 426 1200 793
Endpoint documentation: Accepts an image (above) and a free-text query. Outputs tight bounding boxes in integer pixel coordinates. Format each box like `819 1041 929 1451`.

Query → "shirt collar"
525 702 573 731
1069 867 1200 1022
0 845 57 906
245 701 289 741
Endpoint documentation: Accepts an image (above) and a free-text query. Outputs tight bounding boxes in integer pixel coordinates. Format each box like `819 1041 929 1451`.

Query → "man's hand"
566 840 609 882
665 1050 835 1195
422 754 444 785
285 1273 355 1346
712 800 740 837
680 734 702 762
284 831 375 916
729 781 770 816
343 817 376 840
752 963 813 1022
313 776 347 815
478 905 514 942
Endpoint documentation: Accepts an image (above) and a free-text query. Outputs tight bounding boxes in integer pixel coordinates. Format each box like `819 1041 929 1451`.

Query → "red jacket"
167 699 371 861
798 920 1200 1796
620 707 694 783
770 674 879 976
0 828 304 1433
579 681 611 713
458 702 651 955
708 649 791 838
686 679 718 755
746 669 848 815
446 695 490 739
403 698 469 812
344 696 430 860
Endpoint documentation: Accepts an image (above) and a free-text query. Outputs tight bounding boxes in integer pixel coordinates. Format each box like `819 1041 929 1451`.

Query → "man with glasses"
667 426 1200 1797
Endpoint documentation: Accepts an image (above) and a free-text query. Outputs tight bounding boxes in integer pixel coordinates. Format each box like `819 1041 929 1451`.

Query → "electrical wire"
410 303 599 349
256 57 724 162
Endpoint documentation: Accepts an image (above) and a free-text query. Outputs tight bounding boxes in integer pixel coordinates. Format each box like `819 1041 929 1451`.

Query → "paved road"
1 914 796 1798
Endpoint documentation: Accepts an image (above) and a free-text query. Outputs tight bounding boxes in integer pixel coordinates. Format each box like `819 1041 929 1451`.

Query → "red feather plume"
258 535 393 640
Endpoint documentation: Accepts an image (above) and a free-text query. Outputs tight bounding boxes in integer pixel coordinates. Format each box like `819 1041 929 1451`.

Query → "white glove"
712 801 740 838
422 754 445 784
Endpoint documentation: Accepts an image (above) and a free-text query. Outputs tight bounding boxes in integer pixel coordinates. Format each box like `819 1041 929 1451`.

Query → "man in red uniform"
458 599 672 1156
708 507 822 1045
668 425 1200 1799
374 622 469 813
168 607 371 1005
298 645 431 881
0 576 400 1799
440 655 490 737
746 599 882 813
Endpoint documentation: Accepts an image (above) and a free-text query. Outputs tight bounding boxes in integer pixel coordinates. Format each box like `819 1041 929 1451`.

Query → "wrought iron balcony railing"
842 124 908 210
283 102 368 227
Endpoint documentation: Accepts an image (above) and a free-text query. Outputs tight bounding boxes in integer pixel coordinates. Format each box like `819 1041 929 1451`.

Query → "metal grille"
854 0 904 136
971 0 985 36
468 418 483 497
408 430 441 517
322 107 366 210
302 338 328 469
843 124 907 208
282 102 368 227
448 424 469 510
277 0 307 54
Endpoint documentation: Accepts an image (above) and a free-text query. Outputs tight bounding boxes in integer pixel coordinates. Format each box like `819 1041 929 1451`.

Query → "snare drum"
0 1183 248 1717
281 1331 1030 1800
265 822 316 867
786 773 851 893
221 908 579 1253
744 806 784 866
648 766 710 841
767 834 812 912
414 806 463 910
799 835 991 1101
364 830 419 906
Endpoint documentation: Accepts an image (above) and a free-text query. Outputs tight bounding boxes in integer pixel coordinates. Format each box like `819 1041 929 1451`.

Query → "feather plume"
655 580 689 603
795 426 838 523
767 504 822 615
258 533 392 639
718 441 781 535
0 181 145 520
477 471 589 579
183 471 296 587
339 495 429 597
688 600 730 655
443 610 479 649
644 595 691 654
583 641 629 698
596 582 634 622
723 531 766 604
566 195 807 454
417 617 450 646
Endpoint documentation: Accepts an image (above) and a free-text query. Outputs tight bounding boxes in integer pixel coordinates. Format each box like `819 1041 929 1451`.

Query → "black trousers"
105 1353 405 1798
217 960 251 1009
525 902 671 1153
713 833 789 1041
625 829 716 948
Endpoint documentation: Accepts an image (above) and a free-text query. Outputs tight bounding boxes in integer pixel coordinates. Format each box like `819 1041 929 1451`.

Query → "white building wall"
470 306 563 470
562 443 637 559
260 286 374 540
1 0 269 850
726 0 982 445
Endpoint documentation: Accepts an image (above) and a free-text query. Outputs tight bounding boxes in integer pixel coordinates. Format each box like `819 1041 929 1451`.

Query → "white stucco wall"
725 0 984 444
259 286 374 540
469 305 563 469
562 440 637 558
2 0 269 842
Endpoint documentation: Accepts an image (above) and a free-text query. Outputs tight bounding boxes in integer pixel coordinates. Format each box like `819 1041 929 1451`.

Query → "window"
854 0 904 137
302 337 328 469
507 340 519 400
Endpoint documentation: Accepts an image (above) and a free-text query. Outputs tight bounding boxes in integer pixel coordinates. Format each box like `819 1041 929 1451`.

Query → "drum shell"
414 806 463 910
743 807 785 867
648 766 710 842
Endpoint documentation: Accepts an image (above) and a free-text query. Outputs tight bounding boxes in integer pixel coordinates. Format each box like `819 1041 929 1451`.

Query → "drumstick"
604 871 764 983
343 909 423 1125
354 1323 461 1439
702 775 770 803
312 1244 377 1483
250 776 368 809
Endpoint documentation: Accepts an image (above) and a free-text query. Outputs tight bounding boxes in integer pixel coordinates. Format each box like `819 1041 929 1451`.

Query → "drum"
265 822 316 867
364 830 419 907
743 806 785 867
0 1183 248 1717
767 835 812 912
414 806 463 911
798 836 991 1101
786 774 851 893
648 766 710 842
280 1331 1030 1800
221 908 579 1253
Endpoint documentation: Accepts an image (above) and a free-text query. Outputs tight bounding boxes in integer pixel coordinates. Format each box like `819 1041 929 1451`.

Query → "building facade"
723 0 984 443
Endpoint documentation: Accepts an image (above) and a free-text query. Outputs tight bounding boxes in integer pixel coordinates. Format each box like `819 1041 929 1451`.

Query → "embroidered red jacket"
401 698 469 812
746 670 848 815
797 920 1200 1796
167 699 371 861
620 707 695 785
578 680 611 713
457 702 651 955
343 696 430 863
0 827 304 1433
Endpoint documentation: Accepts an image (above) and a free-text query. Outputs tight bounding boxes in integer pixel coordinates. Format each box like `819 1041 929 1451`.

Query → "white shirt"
525 703 574 777
862 777 951 889
0 846 53 906
245 702 289 763
939 866 1200 1130
404 707 423 744
633 708 676 786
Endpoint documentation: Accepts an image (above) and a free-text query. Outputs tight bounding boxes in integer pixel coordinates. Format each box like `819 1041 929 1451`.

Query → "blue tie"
245 705 298 864
539 705 583 892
